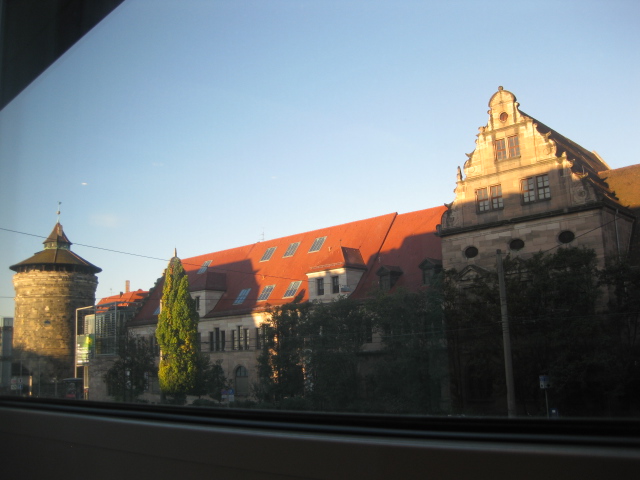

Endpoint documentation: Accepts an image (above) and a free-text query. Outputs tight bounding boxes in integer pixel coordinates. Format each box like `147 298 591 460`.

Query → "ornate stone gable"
439 88 635 273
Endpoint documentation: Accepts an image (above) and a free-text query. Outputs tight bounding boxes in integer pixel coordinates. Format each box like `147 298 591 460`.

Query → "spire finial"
56 201 61 223
173 247 178 258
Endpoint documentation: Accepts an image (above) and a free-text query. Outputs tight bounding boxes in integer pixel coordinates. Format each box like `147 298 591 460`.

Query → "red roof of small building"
96 289 149 310
132 206 446 325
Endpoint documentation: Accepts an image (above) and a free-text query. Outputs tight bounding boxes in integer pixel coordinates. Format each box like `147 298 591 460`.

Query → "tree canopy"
155 256 200 404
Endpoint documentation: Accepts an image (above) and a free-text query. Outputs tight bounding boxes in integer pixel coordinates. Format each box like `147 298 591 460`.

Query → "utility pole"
496 249 517 417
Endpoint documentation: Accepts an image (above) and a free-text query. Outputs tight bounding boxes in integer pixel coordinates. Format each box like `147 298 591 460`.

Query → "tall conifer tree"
156 255 200 403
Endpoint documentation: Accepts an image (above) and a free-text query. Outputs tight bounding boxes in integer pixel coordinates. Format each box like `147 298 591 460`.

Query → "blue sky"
1 0 639 317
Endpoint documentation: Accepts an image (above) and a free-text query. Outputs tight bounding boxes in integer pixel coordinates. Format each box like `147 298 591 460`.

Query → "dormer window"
376 266 402 291
419 259 443 286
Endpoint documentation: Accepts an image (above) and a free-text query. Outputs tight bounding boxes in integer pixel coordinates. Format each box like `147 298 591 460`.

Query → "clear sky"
1 0 638 317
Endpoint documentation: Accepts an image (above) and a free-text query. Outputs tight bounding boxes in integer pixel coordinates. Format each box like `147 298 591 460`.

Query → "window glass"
2 0 637 426
494 138 507 160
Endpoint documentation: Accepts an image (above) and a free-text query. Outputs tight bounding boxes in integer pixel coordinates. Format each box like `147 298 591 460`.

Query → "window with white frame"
257 285 275 301
283 280 302 298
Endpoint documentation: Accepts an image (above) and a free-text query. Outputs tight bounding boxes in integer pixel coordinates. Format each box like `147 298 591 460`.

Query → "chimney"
125 280 130 293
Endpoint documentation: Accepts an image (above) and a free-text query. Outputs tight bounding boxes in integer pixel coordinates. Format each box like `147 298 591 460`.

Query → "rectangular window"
257 285 275 301
283 280 302 298
231 330 236 350
536 174 551 200
244 328 249 350
476 188 490 212
237 326 242 350
283 242 300 258
214 327 220 351
260 247 277 262
331 276 340 294
490 185 503 209
233 288 251 305
316 278 325 296
255 327 261 349
494 138 506 160
197 260 211 274
507 135 520 157
309 236 326 253
220 330 225 351
522 174 551 203
522 177 536 203
194 296 200 311
209 331 214 352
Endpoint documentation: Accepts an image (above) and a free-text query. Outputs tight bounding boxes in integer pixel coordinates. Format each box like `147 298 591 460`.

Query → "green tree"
255 302 308 406
103 332 155 402
599 256 640 414
366 286 449 414
190 355 229 401
303 297 369 411
444 246 624 417
155 256 200 405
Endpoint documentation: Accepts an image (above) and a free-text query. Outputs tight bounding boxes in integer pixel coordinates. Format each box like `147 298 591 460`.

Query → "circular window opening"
558 231 575 244
509 239 525 251
464 246 479 259
499 112 508 122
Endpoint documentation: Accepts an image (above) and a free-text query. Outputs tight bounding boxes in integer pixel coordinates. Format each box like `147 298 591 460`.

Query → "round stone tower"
10 222 101 380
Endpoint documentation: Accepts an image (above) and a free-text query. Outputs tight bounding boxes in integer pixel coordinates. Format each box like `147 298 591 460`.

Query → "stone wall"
12 269 98 378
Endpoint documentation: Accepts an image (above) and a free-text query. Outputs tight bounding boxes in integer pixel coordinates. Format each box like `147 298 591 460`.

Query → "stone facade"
439 87 635 273
10 223 101 381
13 270 98 362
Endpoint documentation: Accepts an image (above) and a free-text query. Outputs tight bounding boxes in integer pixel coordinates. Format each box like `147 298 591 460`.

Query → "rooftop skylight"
283 242 300 258
233 288 251 305
308 236 326 253
260 247 277 262
197 260 212 274
283 280 302 298
257 285 275 301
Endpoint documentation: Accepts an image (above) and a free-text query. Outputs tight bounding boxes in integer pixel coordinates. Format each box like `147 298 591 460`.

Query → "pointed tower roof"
43 222 72 250
9 222 102 273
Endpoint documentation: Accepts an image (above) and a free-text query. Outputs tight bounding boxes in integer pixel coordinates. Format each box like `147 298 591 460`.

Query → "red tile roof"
132 206 446 325
98 289 148 308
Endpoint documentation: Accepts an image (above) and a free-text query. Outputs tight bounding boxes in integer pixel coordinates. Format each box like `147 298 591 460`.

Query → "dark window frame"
522 174 551 204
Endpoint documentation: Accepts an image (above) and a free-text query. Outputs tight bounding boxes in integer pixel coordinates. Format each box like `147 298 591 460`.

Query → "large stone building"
10 222 101 381
439 87 637 277
130 207 446 403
